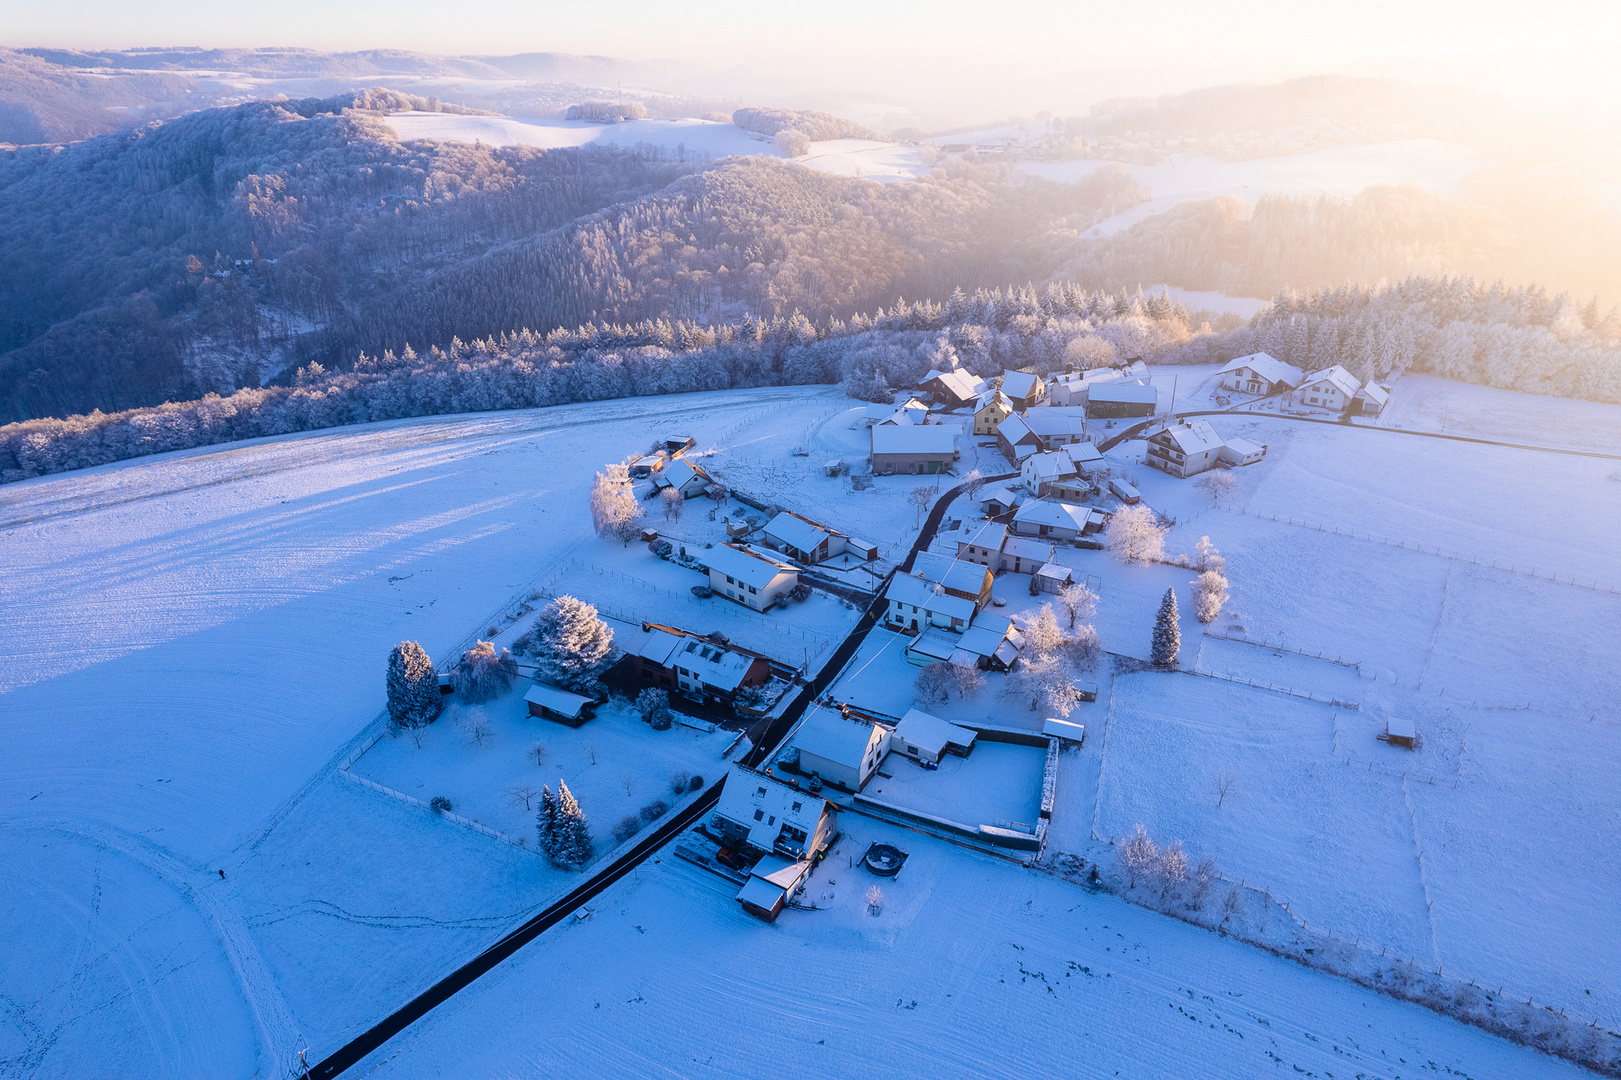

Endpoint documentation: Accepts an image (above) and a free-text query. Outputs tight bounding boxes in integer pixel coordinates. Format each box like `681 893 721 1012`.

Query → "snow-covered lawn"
867 741 1046 830
352 693 729 845
352 821 1587 1080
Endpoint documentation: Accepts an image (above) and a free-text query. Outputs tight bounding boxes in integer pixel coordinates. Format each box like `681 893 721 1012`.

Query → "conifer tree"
387 640 441 736
552 782 595 869
1152 588 1181 667
533 596 616 693
536 784 559 858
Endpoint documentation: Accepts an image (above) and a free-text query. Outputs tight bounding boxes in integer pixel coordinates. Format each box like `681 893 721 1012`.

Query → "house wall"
1221 367 1274 394
1011 519 1079 541
708 567 796 611
871 451 953 475
1300 383 1351 410
1086 398 1156 419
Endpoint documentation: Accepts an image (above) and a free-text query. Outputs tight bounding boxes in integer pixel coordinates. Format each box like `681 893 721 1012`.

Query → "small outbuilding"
525 682 597 726
892 708 978 766
789 707 889 792
1380 717 1418 749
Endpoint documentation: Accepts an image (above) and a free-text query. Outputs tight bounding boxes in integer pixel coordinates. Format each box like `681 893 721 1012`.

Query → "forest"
4 275 1616 484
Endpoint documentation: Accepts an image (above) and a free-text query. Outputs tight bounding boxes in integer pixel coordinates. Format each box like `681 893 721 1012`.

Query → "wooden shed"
525 683 597 727
1379 717 1417 749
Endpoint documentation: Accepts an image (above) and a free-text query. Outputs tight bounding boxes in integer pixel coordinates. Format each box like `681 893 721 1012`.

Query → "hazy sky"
8 0 1621 120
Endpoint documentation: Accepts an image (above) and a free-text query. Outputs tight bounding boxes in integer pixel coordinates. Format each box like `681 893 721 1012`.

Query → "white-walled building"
704 544 798 611
1297 365 1361 411
1218 353 1303 395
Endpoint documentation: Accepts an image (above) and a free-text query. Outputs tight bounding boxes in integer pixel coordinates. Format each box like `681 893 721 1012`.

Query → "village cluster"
367 350 1417 925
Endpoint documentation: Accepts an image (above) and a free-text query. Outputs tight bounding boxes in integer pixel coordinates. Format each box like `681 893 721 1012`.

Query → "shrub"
649 539 673 557
612 815 641 843
640 799 669 823
637 687 673 729
670 770 691 794
429 796 453 814
452 640 518 703
689 775 704 792
510 631 536 656
788 582 812 602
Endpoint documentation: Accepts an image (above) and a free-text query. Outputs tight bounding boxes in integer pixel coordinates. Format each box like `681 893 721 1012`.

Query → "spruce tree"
387 641 441 733
1152 588 1181 668
553 781 595 869
536 785 559 859
533 596 616 693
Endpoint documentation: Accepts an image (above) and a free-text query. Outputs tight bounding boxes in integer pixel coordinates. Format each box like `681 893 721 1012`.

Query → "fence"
1202 628 1365 674
338 769 533 852
1226 506 1620 594
1185 667 1361 709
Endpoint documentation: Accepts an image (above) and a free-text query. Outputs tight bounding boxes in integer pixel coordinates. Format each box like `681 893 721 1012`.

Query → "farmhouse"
618 622 776 708
1022 408 1091 447
973 390 1014 436
704 544 798 611
524 682 597 727
956 521 1009 567
994 412 1042 462
1218 353 1302 395
1000 369 1045 409
762 511 849 565
911 551 995 609
651 457 714 500
1298 365 1361 411
711 768 838 921
1085 381 1158 419
1012 499 1100 541
788 707 889 792
1021 450 1079 493
883 573 976 632
920 368 987 408
1146 419 1227 478
891 709 979 767
870 425 959 475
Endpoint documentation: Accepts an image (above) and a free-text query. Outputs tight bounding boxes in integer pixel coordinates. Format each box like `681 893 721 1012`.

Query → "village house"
1048 367 1115 407
651 457 714 500
919 368 987 408
955 613 1023 670
704 544 798 611
1000 369 1045 410
883 572 977 633
711 768 838 921
1022 408 1091 448
1012 499 1105 541
891 709 978 767
1146 419 1228 478
911 551 995 609
973 390 1014 436
787 707 889 792
994 412 1042 462
524 682 598 727
1353 382 1390 416
1021 450 1079 493
1085 381 1158 419
955 521 1009 567
1217 353 1303 396
1297 365 1361 411
1000 535 1055 574
762 510 852 566
870 425 959 475
977 483 1021 517
617 622 776 709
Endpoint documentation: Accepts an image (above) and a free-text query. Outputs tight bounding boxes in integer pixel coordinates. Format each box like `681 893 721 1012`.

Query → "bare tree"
585 744 599 765
865 884 885 915
660 485 683 521
1197 469 1238 506
1105 505 1166 564
1213 769 1238 807
621 774 636 797
505 783 541 811
914 662 954 706
529 742 549 767
1119 823 1159 889
1057 582 1098 628
907 486 933 525
962 468 984 502
460 706 493 747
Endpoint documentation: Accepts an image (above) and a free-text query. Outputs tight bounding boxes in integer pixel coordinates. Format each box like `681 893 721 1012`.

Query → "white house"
1022 408 1091 448
704 544 798 611
712 767 839 921
788 707 889 792
1145 419 1228 478
1021 450 1078 493
1001 535 1056 574
884 573 976 633
1218 353 1303 395
956 521 1009 566
891 709 978 766
1354 382 1390 416
652 457 714 500
1297 365 1361 411
1011 499 1099 541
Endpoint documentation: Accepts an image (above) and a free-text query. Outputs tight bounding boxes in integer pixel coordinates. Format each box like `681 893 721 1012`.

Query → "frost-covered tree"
532 596 616 693
775 129 811 157
1191 570 1229 624
452 640 518 703
1024 603 1066 659
552 781 594 869
386 640 441 740
590 465 643 543
660 485 683 521
1007 653 1084 717
1197 469 1237 506
636 687 672 730
1105 505 1166 564
951 663 986 700
1060 623 1102 670
962 468 984 501
1151 588 1181 667
914 662 954 707
1057 582 1098 628
907 486 933 524
1194 535 1225 573
535 785 558 855
1119 823 1158 889
1063 334 1118 371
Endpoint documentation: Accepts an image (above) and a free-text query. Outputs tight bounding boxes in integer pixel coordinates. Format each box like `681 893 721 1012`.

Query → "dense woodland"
4 275 1617 483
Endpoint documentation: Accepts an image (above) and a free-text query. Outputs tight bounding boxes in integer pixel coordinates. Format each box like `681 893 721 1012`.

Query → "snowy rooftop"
885 575 976 623
870 425 958 455
1157 419 1225 456
911 551 992 596
791 707 881 770
1012 499 1092 531
714 766 826 837
1065 441 1104 466
765 511 835 552
1302 365 1362 399
523 682 593 718
1087 382 1158 405
1221 352 1303 387
1002 535 1056 561
907 630 961 663
1022 409 1089 438
1023 452 1078 483
978 483 1020 508
996 413 1034 445
894 709 978 758
1001 370 1042 400
656 458 711 489
960 521 1008 551
703 544 796 591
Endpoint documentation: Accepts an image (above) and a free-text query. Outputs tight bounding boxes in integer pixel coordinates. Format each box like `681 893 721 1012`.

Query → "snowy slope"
385 112 784 159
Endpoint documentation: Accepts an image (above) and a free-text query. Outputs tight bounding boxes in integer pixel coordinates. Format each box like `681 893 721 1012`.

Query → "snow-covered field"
1019 139 1484 237
1 374 1616 1074
350 820 1588 1080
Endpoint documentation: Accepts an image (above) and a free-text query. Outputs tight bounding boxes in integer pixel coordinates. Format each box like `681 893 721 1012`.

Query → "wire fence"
338 769 533 852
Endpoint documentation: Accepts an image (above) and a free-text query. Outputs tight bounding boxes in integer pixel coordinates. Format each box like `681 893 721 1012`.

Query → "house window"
767 815 776 826
756 786 767 797
749 585 757 594
754 809 764 821
792 801 802 813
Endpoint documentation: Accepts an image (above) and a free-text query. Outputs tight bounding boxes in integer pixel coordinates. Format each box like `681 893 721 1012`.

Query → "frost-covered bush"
429 796 453 814
612 815 641 843
669 770 691 794
639 799 669 823
637 687 673 729
688 775 704 792
1191 570 1229 624
452 640 518 703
